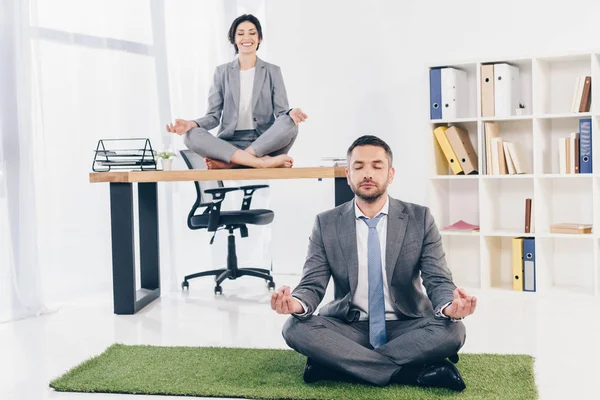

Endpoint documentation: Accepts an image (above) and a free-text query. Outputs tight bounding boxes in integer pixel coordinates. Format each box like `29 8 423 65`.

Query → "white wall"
23 0 600 301
255 0 600 275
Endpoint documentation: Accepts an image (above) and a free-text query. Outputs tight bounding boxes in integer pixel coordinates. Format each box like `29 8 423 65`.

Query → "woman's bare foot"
205 158 235 170
261 154 294 168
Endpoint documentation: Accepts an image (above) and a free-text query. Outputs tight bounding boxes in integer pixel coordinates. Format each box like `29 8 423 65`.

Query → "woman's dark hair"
228 14 263 54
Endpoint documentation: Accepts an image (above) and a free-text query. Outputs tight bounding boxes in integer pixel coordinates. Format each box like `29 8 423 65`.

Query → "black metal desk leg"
109 183 136 314
138 183 160 298
334 177 354 206
109 182 161 315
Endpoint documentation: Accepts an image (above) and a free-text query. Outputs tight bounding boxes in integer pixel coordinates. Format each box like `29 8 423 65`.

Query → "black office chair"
179 149 276 295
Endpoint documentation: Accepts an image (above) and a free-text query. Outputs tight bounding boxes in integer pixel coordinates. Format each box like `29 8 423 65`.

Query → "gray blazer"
193 57 295 139
292 196 456 322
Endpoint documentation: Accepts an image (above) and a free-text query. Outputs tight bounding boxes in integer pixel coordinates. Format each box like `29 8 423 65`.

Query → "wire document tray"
92 138 158 172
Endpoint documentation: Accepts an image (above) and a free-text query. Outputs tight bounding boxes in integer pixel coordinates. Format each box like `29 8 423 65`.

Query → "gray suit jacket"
292 196 456 322
193 57 294 139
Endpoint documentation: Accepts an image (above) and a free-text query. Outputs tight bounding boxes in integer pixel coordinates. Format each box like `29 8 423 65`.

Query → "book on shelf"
550 223 592 234
570 76 591 113
524 198 532 233
558 118 592 174
483 122 529 175
479 63 523 118
442 220 480 232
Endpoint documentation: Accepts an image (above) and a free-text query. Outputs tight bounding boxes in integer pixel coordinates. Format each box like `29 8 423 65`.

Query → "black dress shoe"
303 358 322 383
416 360 466 392
303 358 356 384
448 353 459 364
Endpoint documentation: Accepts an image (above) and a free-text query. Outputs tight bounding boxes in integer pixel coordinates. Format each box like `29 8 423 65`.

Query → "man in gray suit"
271 135 477 392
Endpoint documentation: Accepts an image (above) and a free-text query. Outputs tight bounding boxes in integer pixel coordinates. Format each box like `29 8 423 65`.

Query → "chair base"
182 229 275 295
182 267 275 295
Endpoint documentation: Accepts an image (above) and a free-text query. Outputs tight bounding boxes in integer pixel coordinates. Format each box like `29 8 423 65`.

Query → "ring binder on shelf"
92 138 158 172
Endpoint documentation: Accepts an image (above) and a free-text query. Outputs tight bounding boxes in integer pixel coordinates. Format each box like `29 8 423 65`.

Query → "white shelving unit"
428 51 600 297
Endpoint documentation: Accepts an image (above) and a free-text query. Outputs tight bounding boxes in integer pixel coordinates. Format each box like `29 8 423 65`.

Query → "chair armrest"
239 185 270 210
239 185 269 191
204 187 240 199
203 187 239 231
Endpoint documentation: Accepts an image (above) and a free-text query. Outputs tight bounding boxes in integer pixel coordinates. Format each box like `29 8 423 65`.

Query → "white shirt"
235 67 255 131
293 197 397 320
352 197 399 321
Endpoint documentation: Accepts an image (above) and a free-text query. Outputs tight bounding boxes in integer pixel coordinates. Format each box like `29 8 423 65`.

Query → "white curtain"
0 0 49 322
1 0 273 322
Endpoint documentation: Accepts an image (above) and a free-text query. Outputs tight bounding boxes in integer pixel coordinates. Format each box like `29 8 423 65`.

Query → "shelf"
535 117 592 174
536 237 595 295
537 178 593 234
482 115 533 122
534 56 591 115
443 235 481 289
480 178 533 233
429 179 479 233
429 51 600 298
481 231 534 237
430 175 479 180
440 230 480 236
481 174 534 179
536 112 592 120
429 117 478 124
535 232 594 239
536 173 593 179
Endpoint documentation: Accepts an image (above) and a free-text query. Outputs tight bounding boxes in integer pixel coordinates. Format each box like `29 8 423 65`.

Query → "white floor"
1 274 599 400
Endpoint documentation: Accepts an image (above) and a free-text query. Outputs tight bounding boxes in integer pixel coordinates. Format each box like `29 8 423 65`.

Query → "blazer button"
253 117 257 122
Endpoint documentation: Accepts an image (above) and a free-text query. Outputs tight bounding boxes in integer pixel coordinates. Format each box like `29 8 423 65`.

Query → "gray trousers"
183 118 299 163
282 315 466 386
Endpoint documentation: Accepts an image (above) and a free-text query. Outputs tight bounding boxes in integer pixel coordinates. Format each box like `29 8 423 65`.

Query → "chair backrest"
179 149 224 204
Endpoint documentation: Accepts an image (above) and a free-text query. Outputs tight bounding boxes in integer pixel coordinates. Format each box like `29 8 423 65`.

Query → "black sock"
391 364 424 385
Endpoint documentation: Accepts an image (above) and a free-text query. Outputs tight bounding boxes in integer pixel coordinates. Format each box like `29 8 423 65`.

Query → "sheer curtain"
0 0 48 322
1 0 273 322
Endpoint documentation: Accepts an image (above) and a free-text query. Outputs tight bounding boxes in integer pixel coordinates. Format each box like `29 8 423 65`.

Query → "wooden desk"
90 167 352 315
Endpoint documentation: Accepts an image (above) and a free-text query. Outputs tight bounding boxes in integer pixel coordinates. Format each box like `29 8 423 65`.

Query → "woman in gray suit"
167 14 307 169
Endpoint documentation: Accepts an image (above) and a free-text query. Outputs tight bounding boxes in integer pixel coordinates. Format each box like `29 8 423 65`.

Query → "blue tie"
360 214 386 348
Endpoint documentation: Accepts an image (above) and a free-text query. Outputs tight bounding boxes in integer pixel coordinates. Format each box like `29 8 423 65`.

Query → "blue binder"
579 118 592 174
430 68 442 120
523 238 536 292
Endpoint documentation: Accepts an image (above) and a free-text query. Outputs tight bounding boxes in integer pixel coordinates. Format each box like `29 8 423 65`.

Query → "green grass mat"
49 344 537 399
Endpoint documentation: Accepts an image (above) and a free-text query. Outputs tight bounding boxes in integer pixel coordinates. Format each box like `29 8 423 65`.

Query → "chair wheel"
268 281 276 291
182 281 189 290
214 285 223 295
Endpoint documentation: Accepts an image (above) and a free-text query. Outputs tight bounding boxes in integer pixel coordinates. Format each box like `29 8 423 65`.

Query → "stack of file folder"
480 63 522 117
429 67 468 120
512 237 535 292
433 125 478 175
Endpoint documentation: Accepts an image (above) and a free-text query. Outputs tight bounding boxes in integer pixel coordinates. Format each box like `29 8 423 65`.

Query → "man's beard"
351 181 387 203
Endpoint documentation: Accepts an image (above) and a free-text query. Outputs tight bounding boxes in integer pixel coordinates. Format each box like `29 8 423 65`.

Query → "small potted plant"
156 150 177 171
515 103 526 116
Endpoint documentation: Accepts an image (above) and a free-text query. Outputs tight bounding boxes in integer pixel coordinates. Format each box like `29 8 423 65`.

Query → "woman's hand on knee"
166 119 196 135
289 108 308 126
